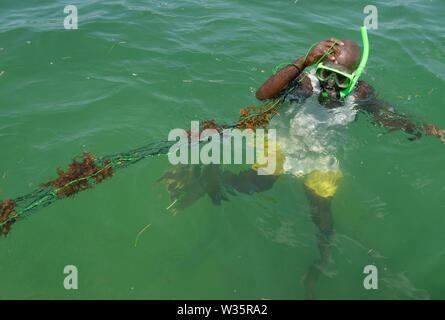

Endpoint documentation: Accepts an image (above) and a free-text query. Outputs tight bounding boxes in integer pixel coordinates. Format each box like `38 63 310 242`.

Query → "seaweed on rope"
0 96 286 238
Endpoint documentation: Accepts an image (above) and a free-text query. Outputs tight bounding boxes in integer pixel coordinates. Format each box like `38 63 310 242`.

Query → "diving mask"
315 64 354 89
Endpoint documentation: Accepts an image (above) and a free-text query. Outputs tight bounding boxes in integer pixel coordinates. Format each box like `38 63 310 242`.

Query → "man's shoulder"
354 80 375 100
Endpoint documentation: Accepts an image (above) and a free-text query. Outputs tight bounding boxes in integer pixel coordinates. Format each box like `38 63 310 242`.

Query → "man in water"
255 36 445 297
159 36 445 298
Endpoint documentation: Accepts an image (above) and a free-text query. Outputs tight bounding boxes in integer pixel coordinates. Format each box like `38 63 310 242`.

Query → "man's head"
318 38 362 99
324 38 361 73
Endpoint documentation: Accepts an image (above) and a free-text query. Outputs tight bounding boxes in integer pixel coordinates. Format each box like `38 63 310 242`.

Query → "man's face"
317 38 361 101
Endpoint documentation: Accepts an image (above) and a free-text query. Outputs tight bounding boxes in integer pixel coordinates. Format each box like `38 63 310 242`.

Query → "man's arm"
355 81 445 144
256 56 306 100
256 38 344 100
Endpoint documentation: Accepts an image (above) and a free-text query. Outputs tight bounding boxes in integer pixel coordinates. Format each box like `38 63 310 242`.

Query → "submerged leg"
302 170 343 299
158 164 279 214
303 187 334 299
223 168 279 194
222 138 283 194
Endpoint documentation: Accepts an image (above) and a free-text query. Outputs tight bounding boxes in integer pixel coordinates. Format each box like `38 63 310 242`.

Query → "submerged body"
274 69 358 177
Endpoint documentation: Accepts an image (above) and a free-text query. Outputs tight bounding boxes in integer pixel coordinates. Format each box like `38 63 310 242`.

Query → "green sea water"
1 0 445 299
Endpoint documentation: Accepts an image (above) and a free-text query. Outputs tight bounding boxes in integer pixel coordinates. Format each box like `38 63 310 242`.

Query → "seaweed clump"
201 119 224 131
40 151 114 197
184 120 228 142
238 102 280 130
184 101 282 142
0 199 18 238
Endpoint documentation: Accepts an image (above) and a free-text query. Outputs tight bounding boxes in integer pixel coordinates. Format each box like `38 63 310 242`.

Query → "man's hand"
305 38 344 67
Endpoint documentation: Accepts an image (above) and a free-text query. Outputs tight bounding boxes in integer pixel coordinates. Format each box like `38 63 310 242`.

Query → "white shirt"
272 69 358 176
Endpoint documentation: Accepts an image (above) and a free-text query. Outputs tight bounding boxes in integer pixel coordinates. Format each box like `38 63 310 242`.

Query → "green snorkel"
319 26 369 99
